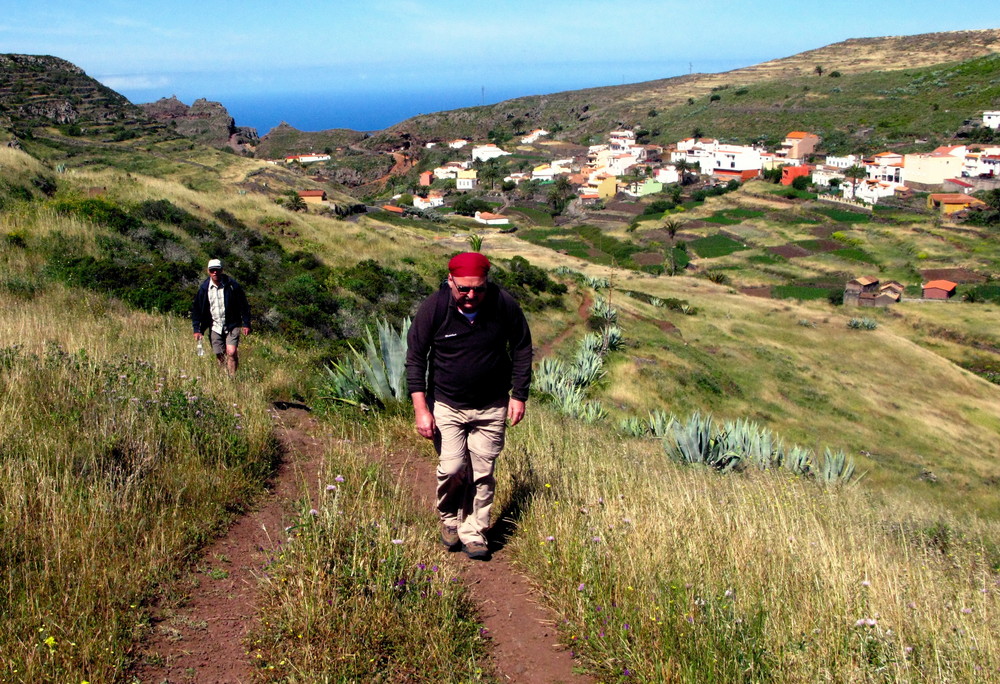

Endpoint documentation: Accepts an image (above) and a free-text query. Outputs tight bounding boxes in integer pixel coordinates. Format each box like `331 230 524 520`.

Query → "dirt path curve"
537 290 593 359
133 403 593 683
133 404 324 684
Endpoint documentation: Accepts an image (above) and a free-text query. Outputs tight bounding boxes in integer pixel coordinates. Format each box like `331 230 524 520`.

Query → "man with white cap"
405 252 533 560
191 258 251 376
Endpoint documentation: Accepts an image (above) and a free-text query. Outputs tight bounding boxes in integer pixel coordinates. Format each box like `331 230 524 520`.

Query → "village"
281 110 1000 304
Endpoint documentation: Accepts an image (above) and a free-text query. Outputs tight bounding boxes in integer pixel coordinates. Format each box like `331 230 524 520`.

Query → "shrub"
847 317 878 330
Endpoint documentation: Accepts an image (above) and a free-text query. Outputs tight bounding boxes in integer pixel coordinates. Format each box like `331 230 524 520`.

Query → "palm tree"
286 193 307 212
673 159 695 186
843 165 867 200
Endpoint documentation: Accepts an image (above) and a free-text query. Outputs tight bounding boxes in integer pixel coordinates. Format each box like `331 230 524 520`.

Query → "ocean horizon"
218 87 528 136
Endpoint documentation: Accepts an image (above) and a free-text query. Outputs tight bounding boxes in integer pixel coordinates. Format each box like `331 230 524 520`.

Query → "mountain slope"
373 28 1000 147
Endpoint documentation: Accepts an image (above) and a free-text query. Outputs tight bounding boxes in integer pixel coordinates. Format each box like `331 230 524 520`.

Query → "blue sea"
218 85 581 135
123 57 756 135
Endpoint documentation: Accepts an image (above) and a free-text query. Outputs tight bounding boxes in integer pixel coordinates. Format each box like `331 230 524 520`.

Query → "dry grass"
497 406 1000 681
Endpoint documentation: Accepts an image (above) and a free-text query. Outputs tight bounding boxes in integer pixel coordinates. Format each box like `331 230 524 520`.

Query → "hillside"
0 53 164 143
374 28 1000 148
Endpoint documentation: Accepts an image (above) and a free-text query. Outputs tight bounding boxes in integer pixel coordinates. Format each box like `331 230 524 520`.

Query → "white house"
432 161 469 180
471 144 512 162
654 165 680 184
285 153 331 164
865 152 904 184
448 139 469 149
812 165 847 187
963 147 1000 177
532 160 573 181
413 193 445 210
842 178 902 204
503 171 531 185
903 146 967 188
474 211 510 225
520 128 549 144
456 169 478 190
824 154 861 169
709 144 762 175
984 111 1000 130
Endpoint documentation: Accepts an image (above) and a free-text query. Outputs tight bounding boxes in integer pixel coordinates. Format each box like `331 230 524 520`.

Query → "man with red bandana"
405 252 532 560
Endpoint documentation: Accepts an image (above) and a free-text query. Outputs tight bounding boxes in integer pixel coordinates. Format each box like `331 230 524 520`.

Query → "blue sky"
3 2 999 131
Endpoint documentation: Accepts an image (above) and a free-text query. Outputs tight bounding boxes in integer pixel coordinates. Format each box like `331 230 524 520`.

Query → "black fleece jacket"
405 283 532 409
191 276 251 334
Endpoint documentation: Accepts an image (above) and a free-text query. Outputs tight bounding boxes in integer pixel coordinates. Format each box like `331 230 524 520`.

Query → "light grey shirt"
208 281 226 334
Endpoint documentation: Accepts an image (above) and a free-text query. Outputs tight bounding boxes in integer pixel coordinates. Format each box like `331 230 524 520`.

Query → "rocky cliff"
0 54 151 137
139 96 259 153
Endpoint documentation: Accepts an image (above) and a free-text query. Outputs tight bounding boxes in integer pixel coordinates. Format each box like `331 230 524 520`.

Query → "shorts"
209 327 241 355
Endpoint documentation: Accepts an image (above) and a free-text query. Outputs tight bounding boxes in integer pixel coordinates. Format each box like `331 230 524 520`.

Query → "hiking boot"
440 524 461 551
463 540 490 561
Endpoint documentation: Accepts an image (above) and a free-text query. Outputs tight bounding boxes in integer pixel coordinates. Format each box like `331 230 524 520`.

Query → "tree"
286 193 307 212
674 158 696 185
814 65 824 77
452 195 491 217
547 175 575 216
691 127 704 140
663 217 683 244
843 164 867 198
475 158 504 191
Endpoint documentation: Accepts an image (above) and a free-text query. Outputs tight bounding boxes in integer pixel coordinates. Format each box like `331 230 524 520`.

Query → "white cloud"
97 74 173 91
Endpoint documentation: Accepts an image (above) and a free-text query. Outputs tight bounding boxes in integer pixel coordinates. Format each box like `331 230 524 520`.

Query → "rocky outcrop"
0 53 147 131
139 96 259 153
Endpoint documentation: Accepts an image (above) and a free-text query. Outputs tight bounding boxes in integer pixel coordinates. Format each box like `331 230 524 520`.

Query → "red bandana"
448 252 491 277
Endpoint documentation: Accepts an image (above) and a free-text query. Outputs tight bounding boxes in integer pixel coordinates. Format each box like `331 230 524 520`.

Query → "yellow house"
927 193 986 215
595 176 618 199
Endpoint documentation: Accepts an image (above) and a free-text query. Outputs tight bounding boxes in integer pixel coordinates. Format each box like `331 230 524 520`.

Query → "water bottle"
197 339 205 357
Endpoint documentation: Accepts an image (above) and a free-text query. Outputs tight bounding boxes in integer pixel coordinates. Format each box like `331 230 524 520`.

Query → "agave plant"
647 410 675 438
847 317 878 330
721 418 781 470
590 296 618 324
585 276 610 290
618 416 648 437
602 325 624 352
783 445 813 477
533 357 569 397
574 400 607 424
817 448 859 485
579 332 604 355
569 346 605 388
319 318 411 408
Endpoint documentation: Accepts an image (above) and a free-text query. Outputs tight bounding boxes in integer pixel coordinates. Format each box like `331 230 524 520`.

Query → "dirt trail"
133 404 592 683
538 290 593 359
133 404 324 683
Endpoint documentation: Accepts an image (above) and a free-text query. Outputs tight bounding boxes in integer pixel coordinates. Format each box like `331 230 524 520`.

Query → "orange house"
927 194 986 215
298 189 327 204
922 280 957 299
780 165 813 186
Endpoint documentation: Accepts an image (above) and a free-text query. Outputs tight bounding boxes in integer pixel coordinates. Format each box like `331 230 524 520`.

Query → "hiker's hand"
415 408 436 439
193 332 203 341
508 398 526 427
242 326 250 336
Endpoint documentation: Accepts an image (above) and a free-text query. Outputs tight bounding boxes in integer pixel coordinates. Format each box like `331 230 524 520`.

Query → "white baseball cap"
207 258 223 270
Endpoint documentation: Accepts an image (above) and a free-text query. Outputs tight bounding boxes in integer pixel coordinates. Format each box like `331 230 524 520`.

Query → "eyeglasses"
453 284 486 294
209 268 222 273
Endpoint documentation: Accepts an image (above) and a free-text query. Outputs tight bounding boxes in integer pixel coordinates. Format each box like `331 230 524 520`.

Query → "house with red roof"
474 211 510 226
778 131 820 161
922 280 957 300
298 189 327 204
927 194 987 215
